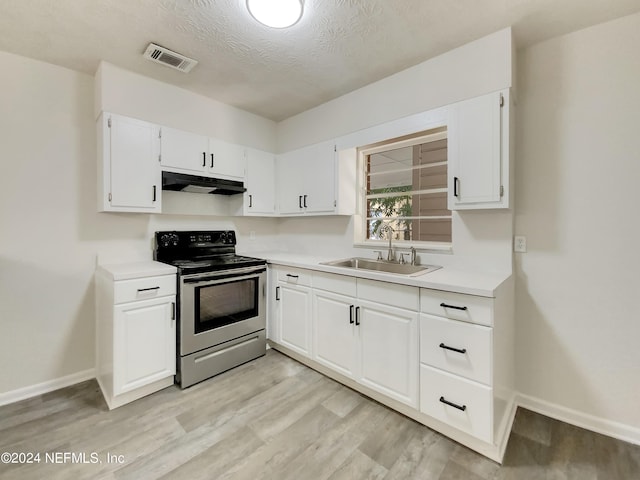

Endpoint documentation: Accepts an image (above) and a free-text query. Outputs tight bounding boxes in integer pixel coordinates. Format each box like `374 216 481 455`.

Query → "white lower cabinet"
310 271 419 408
420 364 493 443
278 284 312 356
96 262 177 409
312 289 357 378
357 300 419 407
267 265 514 463
274 267 313 357
113 297 176 395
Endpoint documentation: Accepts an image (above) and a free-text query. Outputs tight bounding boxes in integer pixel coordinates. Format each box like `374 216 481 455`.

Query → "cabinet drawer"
421 289 493 326
275 266 312 287
312 271 357 296
113 275 176 304
420 365 493 443
358 279 419 311
420 314 492 385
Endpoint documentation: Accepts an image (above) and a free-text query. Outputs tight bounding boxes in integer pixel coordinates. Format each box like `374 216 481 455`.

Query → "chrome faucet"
410 246 417 266
380 224 395 262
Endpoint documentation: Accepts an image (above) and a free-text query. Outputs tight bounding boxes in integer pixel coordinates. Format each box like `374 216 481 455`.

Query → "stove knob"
220 232 228 244
159 234 173 248
171 234 180 246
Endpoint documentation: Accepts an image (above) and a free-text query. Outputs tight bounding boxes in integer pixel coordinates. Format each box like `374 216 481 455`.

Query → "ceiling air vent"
143 43 198 73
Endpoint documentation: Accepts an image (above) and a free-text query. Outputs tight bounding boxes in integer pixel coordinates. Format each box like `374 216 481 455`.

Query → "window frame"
353 129 453 252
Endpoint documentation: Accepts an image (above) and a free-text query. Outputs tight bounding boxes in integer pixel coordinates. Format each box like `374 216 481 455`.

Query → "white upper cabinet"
97 112 161 213
448 89 510 210
208 137 246 180
277 140 336 215
160 126 209 174
160 126 245 180
244 148 276 215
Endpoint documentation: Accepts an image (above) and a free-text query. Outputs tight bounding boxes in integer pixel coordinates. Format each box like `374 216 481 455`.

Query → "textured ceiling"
1 0 639 121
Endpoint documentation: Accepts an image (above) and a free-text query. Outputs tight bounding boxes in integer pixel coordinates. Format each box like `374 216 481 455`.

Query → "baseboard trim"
0 369 95 407
516 393 640 447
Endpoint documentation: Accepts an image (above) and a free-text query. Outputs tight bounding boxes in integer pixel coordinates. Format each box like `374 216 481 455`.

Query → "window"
357 128 452 247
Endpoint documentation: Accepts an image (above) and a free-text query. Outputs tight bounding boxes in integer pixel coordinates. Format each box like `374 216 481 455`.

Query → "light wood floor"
0 350 638 479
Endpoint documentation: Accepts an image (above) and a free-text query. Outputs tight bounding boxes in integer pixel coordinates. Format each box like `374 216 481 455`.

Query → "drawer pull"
439 396 467 411
440 302 468 311
439 343 467 354
137 286 160 293
286 274 299 279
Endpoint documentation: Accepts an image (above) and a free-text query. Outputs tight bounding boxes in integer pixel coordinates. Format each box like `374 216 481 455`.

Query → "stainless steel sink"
321 257 441 277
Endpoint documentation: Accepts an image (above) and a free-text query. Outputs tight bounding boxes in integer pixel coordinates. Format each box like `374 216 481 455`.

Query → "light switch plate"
514 235 527 253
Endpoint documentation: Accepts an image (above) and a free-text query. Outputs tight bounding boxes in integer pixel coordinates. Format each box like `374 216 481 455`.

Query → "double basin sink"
321 257 441 277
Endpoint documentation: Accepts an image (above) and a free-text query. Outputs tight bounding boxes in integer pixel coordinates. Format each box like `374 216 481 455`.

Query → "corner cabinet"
448 89 511 210
244 148 276 215
273 267 313 356
95 262 177 409
160 125 246 180
97 112 161 213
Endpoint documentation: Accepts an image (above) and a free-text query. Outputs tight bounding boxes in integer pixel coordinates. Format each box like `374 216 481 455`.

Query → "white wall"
96 62 277 152
515 12 640 434
0 52 279 398
275 28 515 273
277 28 512 152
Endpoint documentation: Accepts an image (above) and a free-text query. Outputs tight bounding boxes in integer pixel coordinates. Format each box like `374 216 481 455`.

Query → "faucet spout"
381 223 395 262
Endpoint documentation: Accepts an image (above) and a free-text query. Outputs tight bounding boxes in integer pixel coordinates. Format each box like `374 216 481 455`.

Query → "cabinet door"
303 141 336 214
103 113 161 213
357 300 419 407
276 151 305 214
448 90 507 209
160 126 208 174
313 290 357 378
278 283 312 356
113 296 176 395
245 148 276 215
208 137 246 179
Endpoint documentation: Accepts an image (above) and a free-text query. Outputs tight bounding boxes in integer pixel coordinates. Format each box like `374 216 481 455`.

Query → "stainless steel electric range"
154 230 267 388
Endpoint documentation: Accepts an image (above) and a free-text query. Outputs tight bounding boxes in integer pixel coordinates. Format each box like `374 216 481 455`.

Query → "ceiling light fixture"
246 0 303 29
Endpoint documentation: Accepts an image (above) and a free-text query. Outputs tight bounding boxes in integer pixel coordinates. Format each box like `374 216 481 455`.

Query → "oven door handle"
182 269 266 286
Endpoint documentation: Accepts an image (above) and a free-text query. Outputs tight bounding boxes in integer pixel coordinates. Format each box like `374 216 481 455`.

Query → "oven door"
179 266 266 356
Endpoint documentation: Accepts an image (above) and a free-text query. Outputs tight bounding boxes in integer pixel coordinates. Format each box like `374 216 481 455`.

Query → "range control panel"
156 230 237 249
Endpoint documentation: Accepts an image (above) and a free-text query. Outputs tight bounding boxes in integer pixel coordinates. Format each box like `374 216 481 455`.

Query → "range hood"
162 171 246 195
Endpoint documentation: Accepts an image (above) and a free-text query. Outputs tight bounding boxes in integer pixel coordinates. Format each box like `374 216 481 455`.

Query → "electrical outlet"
514 235 527 253
249 231 256 241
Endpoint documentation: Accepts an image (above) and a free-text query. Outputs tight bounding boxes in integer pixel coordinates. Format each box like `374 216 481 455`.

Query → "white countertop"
97 261 177 281
244 252 510 297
